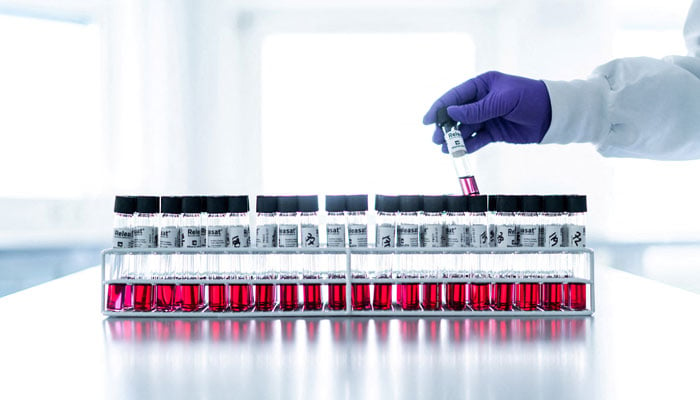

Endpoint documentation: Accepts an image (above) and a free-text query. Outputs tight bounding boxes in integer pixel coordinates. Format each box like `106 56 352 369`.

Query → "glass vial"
106 196 136 311
467 195 489 310
444 195 469 311
179 196 205 311
515 195 542 311
436 107 480 195
277 196 300 311
397 195 422 310
325 195 347 310
565 195 587 310
206 196 229 312
373 195 398 310
420 195 445 310
490 195 518 311
132 196 159 311
156 196 181 312
540 195 566 310
228 195 252 312
255 195 278 311
299 195 322 311
347 194 370 310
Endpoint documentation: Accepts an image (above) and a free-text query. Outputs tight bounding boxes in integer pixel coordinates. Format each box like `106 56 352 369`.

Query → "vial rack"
101 247 594 317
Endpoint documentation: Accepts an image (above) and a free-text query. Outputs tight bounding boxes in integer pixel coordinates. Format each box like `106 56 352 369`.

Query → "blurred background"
0 0 698 296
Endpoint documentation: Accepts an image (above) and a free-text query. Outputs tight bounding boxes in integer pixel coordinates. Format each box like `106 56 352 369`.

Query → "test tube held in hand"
436 107 480 196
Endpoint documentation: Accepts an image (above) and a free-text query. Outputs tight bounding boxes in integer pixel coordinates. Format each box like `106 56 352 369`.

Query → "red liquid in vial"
469 283 491 310
372 282 393 310
492 283 514 311
396 283 404 307
421 283 442 310
123 284 133 309
303 284 322 311
156 284 176 311
106 283 126 311
279 283 299 311
400 283 420 310
446 283 467 311
255 284 276 311
133 284 154 311
515 283 540 311
458 175 480 196
230 284 253 311
541 283 563 310
328 283 346 310
568 283 587 310
174 285 183 309
208 284 228 312
180 284 203 312
352 284 371 310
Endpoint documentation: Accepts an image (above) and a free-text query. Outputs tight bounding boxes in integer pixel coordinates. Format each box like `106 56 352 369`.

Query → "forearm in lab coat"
541 0 700 161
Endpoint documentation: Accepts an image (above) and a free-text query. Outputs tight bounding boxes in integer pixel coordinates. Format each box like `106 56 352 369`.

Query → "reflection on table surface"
103 318 591 399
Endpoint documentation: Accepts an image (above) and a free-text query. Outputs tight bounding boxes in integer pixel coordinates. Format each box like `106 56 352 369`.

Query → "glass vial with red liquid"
436 107 480 196
347 195 370 310
255 195 278 311
540 195 566 310
325 195 347 310
156 196 182 312
564 195 587 310
420 195 445 310
490 195 520 311
464 196 490 310
515 195 542 311
299 195 322 311
106 196 136 311
227 195 252 311
397 195 423 310
373 195 398 310
179 196 205 311
277 196 300 311
132 196 159 311
443 195 469 311
206 196 230 312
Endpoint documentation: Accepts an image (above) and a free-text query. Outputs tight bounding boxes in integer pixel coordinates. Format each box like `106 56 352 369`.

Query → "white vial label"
256 224 277 248
182 226 202 248
489 225 496 247
348 224 368 247
207 226 227 248
326 224 345 247
544 224 563 247
301 224 320 247
133 226 157 248
278 224 299 247
397 224 420 247
200 227 207 247
376 224 395 248
228 225 250 248
445 127 467 156
159 226 181 248
470 224 488 248
495 224 518 248
445 224 468 247
519 224 539 247
567 224 586 247
422 224 444 247
112 228 133 248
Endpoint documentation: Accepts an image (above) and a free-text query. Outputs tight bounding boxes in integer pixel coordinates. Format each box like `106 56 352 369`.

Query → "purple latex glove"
423 71 552 153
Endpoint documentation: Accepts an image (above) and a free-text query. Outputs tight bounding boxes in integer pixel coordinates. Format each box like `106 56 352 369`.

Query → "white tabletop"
0 265 698 399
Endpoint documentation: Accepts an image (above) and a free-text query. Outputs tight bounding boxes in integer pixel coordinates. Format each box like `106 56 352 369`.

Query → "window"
0 14 101 198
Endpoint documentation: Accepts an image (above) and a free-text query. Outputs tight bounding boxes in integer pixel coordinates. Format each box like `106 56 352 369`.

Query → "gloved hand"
423 71 552 153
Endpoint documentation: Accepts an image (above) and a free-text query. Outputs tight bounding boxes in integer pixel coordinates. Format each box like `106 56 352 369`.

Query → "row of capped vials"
106 194 588 313
111 194 586 250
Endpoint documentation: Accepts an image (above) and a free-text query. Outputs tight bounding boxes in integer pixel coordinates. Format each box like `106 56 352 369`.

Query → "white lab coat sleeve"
540 0 700 160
